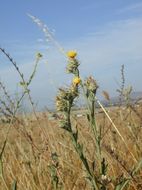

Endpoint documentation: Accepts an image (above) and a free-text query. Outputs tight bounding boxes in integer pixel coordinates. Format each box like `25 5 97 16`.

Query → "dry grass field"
0 103 142 190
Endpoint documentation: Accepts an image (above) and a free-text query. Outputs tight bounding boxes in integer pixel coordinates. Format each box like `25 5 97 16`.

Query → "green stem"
90 99 102 174
81 83 102 174
67 102 99 190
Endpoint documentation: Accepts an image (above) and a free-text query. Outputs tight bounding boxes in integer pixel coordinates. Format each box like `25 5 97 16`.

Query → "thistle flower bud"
56 96 68 112
84 76 98 94
66 59 80 75
69 84 79 98
36 52 43 59
56 85 78 113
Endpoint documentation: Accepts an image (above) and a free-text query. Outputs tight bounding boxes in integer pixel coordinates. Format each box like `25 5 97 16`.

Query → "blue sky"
0 0 142 109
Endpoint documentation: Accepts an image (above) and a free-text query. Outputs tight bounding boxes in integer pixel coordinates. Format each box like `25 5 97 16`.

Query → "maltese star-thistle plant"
56 50 106 190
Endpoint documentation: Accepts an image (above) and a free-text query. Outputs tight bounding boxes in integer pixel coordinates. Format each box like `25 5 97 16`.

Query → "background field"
0 100 142 189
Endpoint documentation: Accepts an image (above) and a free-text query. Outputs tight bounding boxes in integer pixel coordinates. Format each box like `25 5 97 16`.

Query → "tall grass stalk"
95 97 138 163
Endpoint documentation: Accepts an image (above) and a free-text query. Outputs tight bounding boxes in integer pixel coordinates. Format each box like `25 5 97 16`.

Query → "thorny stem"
76 69 102 182
90 99 102 173
80 83 102 173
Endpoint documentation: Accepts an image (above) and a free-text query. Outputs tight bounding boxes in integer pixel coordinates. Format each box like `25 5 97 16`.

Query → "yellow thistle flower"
67 50 77 58
73 77 81 85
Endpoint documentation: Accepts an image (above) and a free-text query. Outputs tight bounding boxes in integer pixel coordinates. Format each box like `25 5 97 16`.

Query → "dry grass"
0 103 142 190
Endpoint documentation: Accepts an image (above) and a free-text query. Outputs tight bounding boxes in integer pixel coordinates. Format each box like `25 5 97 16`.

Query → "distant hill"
130 91 142 100
102 91 142 107
72 91 142 110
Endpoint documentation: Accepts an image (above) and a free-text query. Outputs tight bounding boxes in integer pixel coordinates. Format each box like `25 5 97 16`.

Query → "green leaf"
101 158 108 175
73 130 78 142
131 159 142 176
115 179 130 190
92 160 96 171
0 158 3 178
87 114 90 121
19 81 26 87
11 180 17 190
